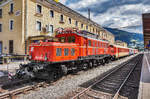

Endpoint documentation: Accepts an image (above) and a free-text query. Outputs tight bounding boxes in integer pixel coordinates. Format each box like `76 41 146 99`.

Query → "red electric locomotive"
15 28 138 80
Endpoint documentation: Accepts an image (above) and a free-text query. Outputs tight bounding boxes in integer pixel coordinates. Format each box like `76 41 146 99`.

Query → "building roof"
0 0 12 7
46 0 114 36
0 0 114 37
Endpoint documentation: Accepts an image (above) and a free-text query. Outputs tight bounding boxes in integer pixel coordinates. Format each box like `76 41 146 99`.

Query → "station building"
0 0 115 55
142 13 150 49
115 40 128 47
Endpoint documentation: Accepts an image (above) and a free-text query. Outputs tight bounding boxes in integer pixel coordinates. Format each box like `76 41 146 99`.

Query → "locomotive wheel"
61 65 68 75
101 59 105 66
82 63 88 70
105 58 109 64
48 71 58 82
88 62 93 68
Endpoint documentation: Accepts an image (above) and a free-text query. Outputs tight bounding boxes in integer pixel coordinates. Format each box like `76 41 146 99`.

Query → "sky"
59 0 150 34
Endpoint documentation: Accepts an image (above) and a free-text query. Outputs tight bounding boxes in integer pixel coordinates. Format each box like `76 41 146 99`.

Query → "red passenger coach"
109 45 130 58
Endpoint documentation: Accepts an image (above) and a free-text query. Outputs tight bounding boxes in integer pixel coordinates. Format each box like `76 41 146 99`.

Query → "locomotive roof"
30 42 78 46
57 30 109 43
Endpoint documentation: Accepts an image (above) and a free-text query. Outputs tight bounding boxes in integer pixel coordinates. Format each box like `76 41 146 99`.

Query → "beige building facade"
115 40 128 47
0 0 115 55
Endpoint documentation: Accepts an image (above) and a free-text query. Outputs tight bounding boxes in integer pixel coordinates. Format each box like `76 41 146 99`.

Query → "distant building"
142 13 150 49
0 0 115 55
115 40 128 47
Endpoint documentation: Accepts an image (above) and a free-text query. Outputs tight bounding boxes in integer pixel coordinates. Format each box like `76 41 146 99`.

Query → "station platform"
138 52 150 99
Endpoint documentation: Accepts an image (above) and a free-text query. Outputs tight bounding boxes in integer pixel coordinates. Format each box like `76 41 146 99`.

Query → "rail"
71 54 142 99
0 81 49 99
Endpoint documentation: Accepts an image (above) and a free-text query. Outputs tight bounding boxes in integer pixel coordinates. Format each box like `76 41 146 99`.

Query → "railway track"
0 80 51 99
71 54 143 99
0 54 140 99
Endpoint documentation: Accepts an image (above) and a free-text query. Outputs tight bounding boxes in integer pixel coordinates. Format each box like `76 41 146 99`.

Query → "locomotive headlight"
29 55 32 60
29 53 32 60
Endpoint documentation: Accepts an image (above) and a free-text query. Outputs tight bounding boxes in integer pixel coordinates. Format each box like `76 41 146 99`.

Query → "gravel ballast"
17 55 137 99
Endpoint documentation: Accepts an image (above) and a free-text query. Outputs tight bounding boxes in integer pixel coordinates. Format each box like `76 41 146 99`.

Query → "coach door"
0 41 2 54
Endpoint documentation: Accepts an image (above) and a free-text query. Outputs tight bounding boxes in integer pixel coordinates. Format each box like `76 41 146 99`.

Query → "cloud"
64 0 150 33
68 0 109 10
59 0 67 4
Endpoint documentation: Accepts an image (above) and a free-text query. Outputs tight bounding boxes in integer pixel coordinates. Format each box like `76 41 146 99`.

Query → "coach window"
88 40 91 46
93 48 95 54
56 48 62 56
93 41 95 47
99 42 101 47
97 42 98 47
101 43 103 48
71 48 75 56
64 48 69 56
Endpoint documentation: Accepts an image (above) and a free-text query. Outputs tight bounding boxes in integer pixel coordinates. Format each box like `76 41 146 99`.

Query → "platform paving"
138 52 150 99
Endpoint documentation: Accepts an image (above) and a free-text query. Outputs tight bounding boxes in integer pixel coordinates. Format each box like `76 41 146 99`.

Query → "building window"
81 24 83 28
36 21 41 31
0 41 2 54
50 10 54 18
60 15 63 22
49 25 53 33
86 25 88 30
9 40 13 54
10 3 14 12
37 4 42 14
93 28 95 32
71 48 75 56
0 9 2 18
0 24 2 32
56 48 62 56
75 21 78 27
69 18 71 24
9 20 14 30
64 48 69 56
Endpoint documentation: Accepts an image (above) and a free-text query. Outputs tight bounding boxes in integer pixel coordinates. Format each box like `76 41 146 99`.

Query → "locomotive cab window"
56 48 62 56
68 36 75 43
71 48 75 56
64 48 69 56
